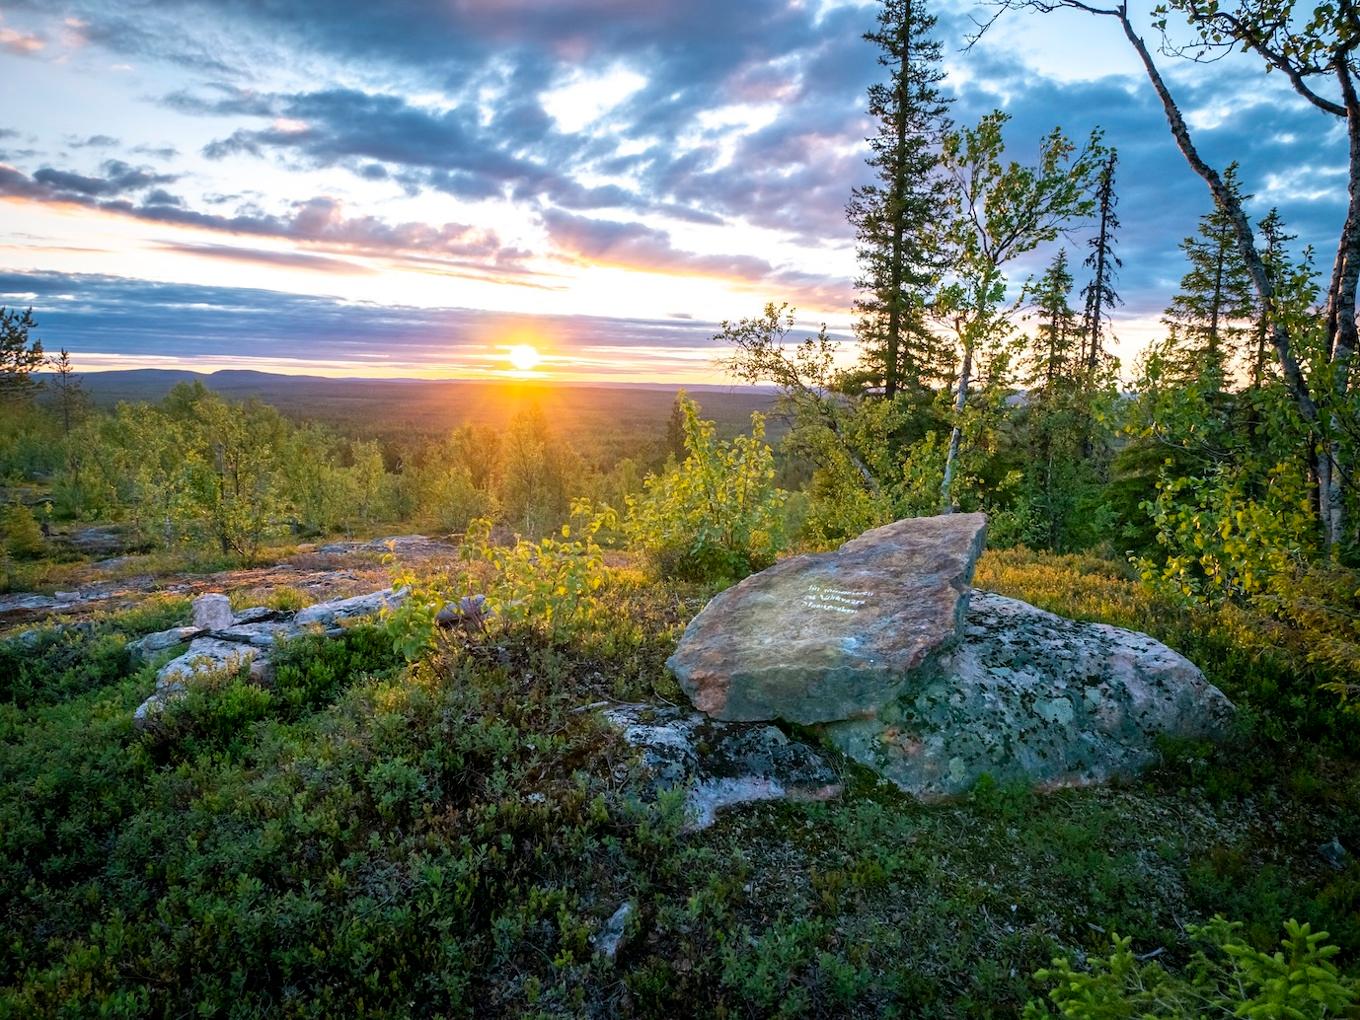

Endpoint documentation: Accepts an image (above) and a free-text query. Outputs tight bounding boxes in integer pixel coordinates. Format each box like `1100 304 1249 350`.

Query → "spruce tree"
1080 150 1122 372
48 348 88 436
1024 250 1090 550
1031 249 1080 395
1163 165 1256 390
847 0 951 398
1253 208 1295 391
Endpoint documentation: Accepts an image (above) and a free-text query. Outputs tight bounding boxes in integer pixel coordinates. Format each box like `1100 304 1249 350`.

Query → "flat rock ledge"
821 591 1236 799
601 703 841 831
667 513 988 724
132 587 407 728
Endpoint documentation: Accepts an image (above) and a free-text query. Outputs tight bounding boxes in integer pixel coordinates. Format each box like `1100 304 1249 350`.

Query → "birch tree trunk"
940 334 973 513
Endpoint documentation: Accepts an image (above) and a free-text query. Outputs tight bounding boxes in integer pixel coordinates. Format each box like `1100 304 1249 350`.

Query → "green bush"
624 395 787 582
2 502 45 559
1025 918 1356 1018
0 597 188 707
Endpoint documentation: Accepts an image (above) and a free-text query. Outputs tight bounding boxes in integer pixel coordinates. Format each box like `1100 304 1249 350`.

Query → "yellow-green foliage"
1138 460 1318 604
624 395 786 582
387 510 617 659
1026 918 1355 1019
2 502 44 560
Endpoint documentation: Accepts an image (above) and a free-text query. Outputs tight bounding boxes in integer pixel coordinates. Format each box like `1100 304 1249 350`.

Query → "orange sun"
507 344 542 373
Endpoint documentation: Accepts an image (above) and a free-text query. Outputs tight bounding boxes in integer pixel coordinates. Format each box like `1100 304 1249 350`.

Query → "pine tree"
1163 165 1256 390
847 0 951 398
1080 150 1122 372
0 307 44 405
3 502 46 560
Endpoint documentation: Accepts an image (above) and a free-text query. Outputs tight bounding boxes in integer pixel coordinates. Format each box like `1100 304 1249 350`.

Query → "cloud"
0 0 1349 352
0 25 44 55
542 207 853 308
32 159 177 196
157 241 375 275
0 269 740 379
0 162 539 280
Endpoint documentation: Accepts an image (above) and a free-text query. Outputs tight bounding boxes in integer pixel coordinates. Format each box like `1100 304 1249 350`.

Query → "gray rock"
233 606 286 625
668 513 988 724
602 703 841 831
593 901 635 962
126 625 206 660
134 637 267 730
1319 838 1350 871
212 621 303 648
294 586 408 626
132 683 184 727
191 593 235 631
155 637 259 688
821 591 1235 799
132 585 407 731
436 594 491 630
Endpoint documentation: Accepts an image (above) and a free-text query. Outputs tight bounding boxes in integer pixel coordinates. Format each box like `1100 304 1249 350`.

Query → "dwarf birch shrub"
624 395 786 583
386 508 616 658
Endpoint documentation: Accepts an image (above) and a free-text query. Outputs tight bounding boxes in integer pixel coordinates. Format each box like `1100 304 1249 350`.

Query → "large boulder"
822 592 1235 798
667 513 987 724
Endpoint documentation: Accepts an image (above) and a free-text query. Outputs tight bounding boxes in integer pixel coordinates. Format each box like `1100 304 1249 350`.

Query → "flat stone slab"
821 591 1236 799
213 621 304 648
294 587 407 626
126 625 206 660
602 703 841 831
668 513 988 724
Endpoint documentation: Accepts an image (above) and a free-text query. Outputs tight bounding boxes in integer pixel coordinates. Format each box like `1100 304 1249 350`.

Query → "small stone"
436 594 491 630
667 513 987 724
233 606 285 625
601 703 841 831
191 593 235 630
1319 838 1350 871
592 901 635 962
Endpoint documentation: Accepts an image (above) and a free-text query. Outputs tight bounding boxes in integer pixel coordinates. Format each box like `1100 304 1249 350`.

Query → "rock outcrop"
822 591 1235 798
601 703 842 831
132 587 407 728
667 513 1235 798
667 513 988 724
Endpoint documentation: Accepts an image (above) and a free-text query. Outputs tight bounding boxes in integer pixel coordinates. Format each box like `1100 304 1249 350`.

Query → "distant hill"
58 370 780 453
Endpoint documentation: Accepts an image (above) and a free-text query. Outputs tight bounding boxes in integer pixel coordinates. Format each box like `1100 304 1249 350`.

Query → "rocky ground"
0 534 459 631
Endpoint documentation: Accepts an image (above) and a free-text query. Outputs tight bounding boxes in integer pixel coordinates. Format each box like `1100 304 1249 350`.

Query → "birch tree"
980 0 1358 551
934 112 1104 511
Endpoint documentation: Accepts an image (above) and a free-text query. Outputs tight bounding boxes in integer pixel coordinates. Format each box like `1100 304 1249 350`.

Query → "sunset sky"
0 0 1344 383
